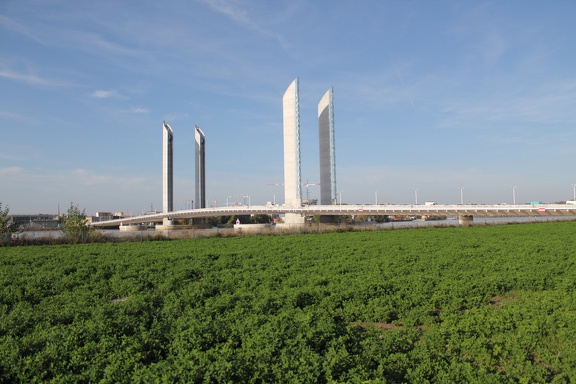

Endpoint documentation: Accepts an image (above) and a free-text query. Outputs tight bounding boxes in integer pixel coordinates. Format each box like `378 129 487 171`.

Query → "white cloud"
130 107 149 114
91 89 120 99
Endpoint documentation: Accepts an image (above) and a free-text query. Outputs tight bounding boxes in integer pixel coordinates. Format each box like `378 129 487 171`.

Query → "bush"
62 203 92 243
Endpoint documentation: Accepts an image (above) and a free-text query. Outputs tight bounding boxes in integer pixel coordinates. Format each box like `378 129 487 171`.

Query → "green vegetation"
0 202 17 240
1 222 576 382
61 203 92 243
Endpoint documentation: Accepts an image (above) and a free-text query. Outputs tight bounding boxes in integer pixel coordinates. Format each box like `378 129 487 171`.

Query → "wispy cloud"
68 31 145 58
129 107 149 114
199 0 255 27
1 11 146 61
91 89 121 99
0 67 69 87
198 0 291 51
0 15 45 44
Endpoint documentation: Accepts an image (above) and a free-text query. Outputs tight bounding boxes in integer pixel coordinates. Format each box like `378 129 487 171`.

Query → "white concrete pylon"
162 121 174 213
282 78 305 225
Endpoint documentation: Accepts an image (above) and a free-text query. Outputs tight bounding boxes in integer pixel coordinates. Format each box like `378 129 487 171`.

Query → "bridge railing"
90 203 576 227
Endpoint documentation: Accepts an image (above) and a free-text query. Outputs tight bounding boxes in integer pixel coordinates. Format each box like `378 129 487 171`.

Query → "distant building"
95 211 113 220
88 212 124 224
92 212 124 221
10 214 59 229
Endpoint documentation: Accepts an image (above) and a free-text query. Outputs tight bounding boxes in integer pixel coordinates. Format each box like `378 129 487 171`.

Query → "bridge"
91 203 576 227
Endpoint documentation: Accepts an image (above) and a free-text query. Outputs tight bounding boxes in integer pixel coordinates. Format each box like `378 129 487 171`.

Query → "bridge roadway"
91 204 576 227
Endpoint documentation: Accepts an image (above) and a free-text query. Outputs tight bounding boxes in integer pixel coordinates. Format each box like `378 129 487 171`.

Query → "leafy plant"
62 202 92 243
0 202 17 240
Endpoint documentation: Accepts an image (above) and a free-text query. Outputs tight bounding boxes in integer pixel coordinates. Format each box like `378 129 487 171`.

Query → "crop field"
1 222 576 383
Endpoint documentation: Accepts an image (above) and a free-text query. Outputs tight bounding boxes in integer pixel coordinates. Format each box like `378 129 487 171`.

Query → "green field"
1 222 576 383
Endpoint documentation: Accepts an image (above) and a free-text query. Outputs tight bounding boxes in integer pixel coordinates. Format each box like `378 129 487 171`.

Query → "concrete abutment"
459 215 474 226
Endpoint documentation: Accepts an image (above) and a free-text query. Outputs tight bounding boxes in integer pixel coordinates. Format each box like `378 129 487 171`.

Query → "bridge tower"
282 78 305 225
162 121 174 215
195 125 206 209
318 87 336 205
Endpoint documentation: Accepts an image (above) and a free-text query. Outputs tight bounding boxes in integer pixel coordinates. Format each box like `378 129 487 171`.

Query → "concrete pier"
459 215 474 226
119 224 146 232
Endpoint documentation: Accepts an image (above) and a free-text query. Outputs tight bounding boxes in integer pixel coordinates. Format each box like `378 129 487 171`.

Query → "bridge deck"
91 204 576 227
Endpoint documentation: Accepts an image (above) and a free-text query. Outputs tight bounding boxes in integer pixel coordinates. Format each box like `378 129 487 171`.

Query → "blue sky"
1 0 575 214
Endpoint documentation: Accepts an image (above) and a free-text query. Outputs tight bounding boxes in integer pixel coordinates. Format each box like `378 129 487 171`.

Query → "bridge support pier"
283 213 305 226
459 215 474 226
119 224 146 232
156 218 177 231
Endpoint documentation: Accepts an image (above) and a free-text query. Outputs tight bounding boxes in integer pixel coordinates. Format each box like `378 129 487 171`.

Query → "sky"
1 0 575 215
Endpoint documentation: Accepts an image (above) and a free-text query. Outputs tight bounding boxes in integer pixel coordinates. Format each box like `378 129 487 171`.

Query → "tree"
0 202 17 240
62 203 91 242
